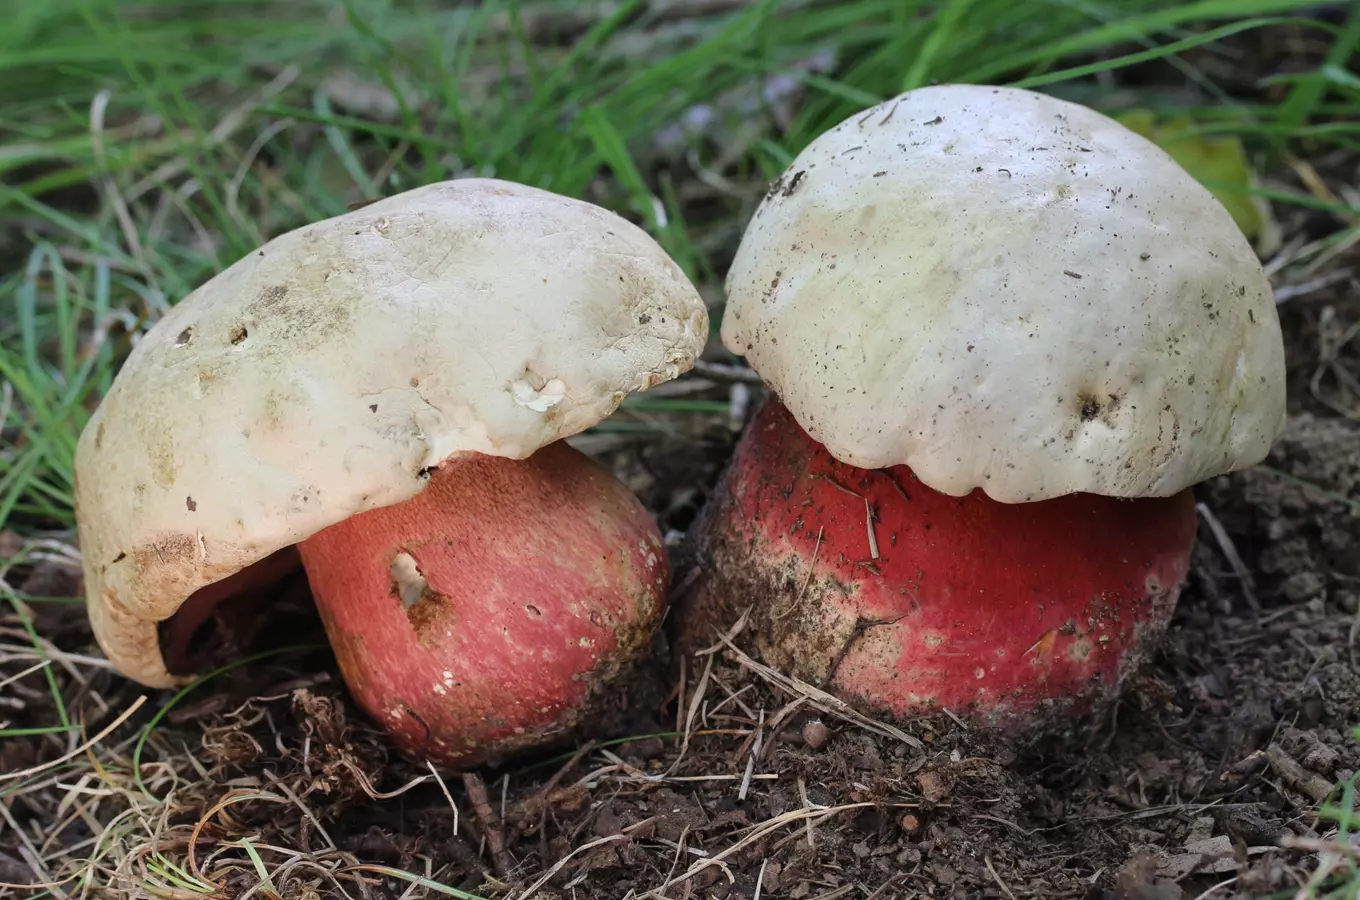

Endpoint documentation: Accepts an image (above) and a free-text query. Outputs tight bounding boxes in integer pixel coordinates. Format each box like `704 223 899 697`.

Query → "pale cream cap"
77 178 708 686
722 84 1286 503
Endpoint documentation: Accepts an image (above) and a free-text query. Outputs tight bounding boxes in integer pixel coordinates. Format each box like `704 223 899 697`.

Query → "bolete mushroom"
76 178 708 766
675 85 1285 727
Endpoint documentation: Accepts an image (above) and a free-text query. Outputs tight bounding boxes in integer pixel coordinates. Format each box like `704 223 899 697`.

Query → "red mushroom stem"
295 441 670 767
674 399 1197 727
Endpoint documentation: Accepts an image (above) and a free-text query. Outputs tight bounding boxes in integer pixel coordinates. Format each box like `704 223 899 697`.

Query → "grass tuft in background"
2 0 1358 533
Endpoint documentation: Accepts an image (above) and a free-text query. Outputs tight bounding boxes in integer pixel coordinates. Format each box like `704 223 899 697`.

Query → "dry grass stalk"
656 802 874 892
715 634 923 750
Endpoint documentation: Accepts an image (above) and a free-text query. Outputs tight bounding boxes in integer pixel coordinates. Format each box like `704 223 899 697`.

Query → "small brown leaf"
916 768 955 803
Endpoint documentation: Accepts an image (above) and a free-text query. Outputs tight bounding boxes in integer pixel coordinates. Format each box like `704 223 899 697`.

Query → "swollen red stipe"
676 399 1197 727
296 441 669 767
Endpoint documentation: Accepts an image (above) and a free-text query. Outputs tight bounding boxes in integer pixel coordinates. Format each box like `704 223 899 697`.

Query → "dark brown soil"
5 251 1360 899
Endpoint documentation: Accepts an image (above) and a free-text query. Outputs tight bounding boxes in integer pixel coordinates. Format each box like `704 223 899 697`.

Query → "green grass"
2 0 1358 534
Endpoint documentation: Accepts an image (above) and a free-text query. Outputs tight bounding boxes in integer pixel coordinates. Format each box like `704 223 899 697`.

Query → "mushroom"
674 85 1286 728
75 178 708 766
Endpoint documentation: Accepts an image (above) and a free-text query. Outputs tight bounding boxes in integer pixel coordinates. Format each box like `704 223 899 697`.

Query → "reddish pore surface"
676 400 1198 727
296 441 670 767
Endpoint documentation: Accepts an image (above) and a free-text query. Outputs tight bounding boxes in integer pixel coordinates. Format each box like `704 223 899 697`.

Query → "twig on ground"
427 761 461 839
1265 744 1334 805
717 633 923 749
757 696 808 761
805 887 854 900
658 803 874 891
706 676 757 720
520 739 596 857
263 771 338 852
797 777 817 849
516 833 629 900
738 708 763 800
864 874 904 899
985 855 1018 900
664 650 714 777
462 771 514 877
1196 502 1260 610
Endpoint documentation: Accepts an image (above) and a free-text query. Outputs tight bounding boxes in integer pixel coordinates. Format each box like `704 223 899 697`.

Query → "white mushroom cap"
722 84 1286 503
76 178 708 687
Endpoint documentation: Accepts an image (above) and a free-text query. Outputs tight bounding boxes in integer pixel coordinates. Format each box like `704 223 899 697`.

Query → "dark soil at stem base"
6 382 1360 899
